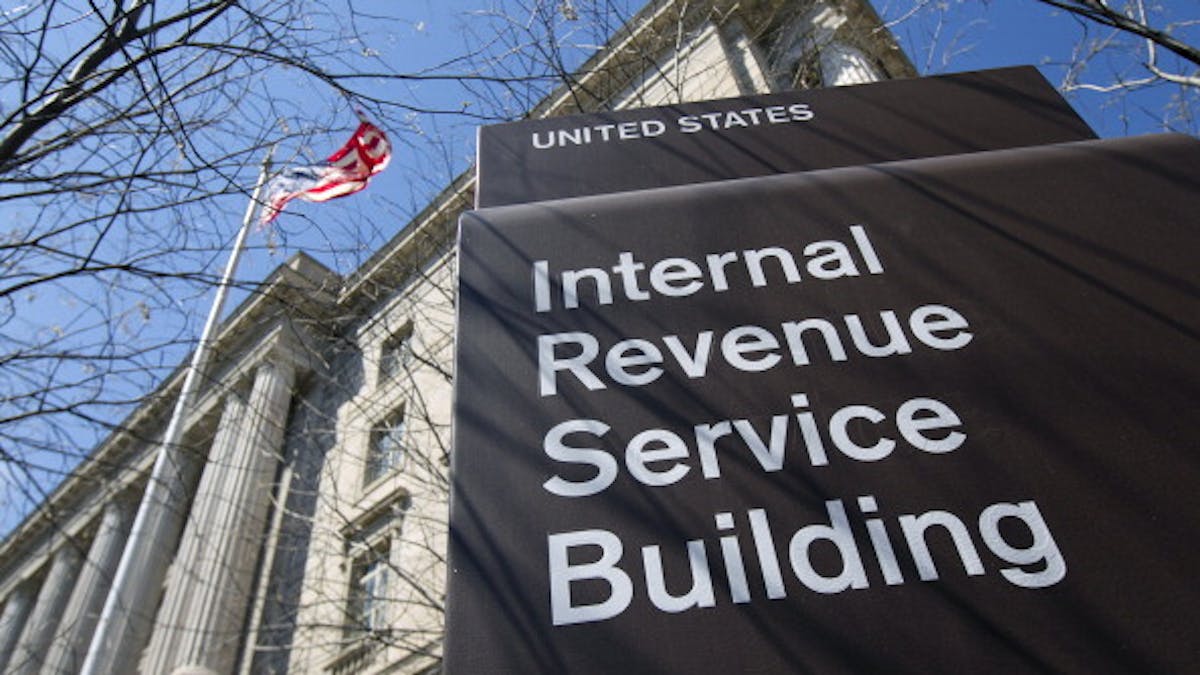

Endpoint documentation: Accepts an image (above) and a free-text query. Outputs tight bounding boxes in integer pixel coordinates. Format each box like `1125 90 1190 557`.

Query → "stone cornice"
338 171 472 314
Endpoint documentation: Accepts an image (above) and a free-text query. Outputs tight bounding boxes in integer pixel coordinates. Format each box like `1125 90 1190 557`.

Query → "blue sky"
243 0 1198 302
875 0 1199 137
0 0 1195 535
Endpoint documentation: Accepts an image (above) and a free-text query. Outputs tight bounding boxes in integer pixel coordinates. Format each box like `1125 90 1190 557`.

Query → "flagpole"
81 147 276 675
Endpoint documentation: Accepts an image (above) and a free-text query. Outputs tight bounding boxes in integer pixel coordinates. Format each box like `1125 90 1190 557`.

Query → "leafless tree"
0 0 582 528
0 2 654 671
877 0 1199 134
23 0 1189 671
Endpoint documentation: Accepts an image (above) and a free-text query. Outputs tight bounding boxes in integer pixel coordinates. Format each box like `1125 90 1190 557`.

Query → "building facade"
0 2 913 673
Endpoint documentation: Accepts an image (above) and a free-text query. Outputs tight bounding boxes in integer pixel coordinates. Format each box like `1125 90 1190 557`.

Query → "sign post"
448 132 1200 673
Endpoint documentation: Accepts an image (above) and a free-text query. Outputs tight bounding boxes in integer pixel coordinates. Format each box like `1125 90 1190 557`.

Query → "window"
365 409 405 486
340 497 408 650
378 324 413 383
347 541 392 637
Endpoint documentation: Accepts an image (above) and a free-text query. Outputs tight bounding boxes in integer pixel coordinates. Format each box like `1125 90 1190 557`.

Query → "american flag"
260 117 392 225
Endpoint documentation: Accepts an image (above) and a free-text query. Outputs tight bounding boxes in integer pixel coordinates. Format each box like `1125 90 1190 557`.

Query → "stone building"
0 1 913 673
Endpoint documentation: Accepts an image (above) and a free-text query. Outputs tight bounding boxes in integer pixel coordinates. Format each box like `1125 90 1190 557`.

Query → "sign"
475 66 1096 207
448 134 1200 673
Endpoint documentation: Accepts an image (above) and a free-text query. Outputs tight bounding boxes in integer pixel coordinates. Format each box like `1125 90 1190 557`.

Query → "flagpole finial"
261 143 277 171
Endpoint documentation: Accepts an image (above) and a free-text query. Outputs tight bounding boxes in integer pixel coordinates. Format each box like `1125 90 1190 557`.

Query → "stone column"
767 2 882 89
0 582 35 671
80 417 207 675
141 359 295 675
40 499 135 675
8 543 85 674
819 41 880 86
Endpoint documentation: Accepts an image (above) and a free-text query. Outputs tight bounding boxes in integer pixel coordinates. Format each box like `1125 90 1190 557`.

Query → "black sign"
475 66 1096 208
448 134 1200 673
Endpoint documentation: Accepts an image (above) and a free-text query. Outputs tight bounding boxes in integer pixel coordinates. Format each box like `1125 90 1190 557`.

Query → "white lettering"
539 332 604 396
542 419 616 498
625 429 691 487
548 530 633 625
